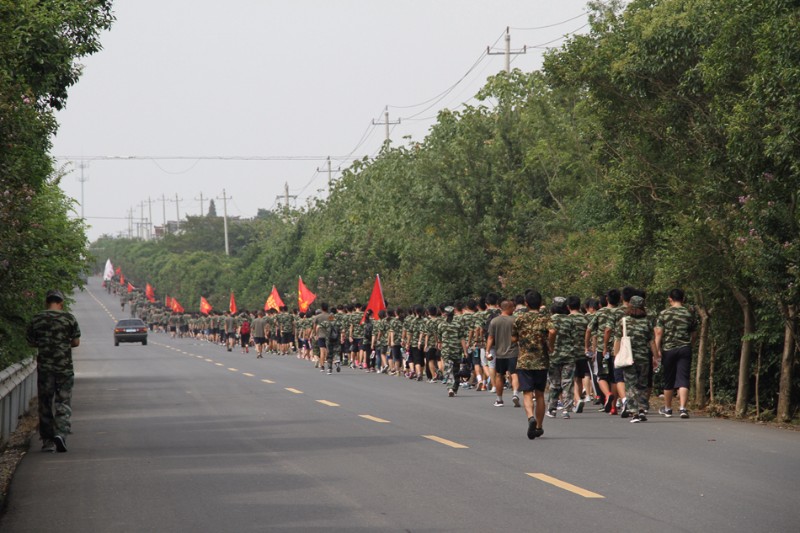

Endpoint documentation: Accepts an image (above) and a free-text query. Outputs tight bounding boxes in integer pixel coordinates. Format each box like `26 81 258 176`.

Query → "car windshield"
117 320 145 327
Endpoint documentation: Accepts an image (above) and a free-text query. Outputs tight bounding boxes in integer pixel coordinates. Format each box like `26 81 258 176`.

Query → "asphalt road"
2 278 799 532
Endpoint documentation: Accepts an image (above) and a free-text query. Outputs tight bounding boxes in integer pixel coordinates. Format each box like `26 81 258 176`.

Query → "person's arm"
486 335 494 358
584 327 593 353
461 338 468 357
613 339 620 356
547 329 556 353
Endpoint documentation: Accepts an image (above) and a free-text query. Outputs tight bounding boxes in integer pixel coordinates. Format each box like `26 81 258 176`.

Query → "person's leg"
622 366 638 417
534 390 546 429
547 364 561 413
37 372 56 443
53 374 74 440
661 347 678 410
560 363 575 414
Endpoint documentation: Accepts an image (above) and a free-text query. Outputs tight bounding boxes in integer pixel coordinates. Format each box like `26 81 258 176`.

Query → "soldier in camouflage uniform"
437 307 468 397
26 290 81 453
597 290 622 413
547 297 575 418
512 291 553 439
324 309 344 374
614 296 654 422
654 288 697 418
567 296 590 413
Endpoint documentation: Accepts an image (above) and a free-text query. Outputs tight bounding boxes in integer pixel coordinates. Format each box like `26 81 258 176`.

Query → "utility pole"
276 182 298 213
147 197 154 239
158 194 168 236
76 161 89 220
487 27 526 72
195 192 205 216
217 189 232 256
128 208 133 238
139 201 146 239
316 156 341 194
372 106 401 144
170 194 184 231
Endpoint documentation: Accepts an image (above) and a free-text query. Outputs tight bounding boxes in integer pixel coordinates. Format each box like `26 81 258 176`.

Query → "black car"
114 318 148 346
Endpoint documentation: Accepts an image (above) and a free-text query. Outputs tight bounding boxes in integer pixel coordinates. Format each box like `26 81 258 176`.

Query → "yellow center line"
359 414 390 423
285 387 303 394
261 379 275 384
196 355 203 359
421 435 468 449
317 400 340 407
527 473 604 499
227 368 238 372
242 372 255 377
215 363 224 367
204 358 214 362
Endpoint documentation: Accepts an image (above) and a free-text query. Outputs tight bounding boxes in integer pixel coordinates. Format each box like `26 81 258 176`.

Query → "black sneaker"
527 417 537 440
659 407 673 418
576 400 584 413
41 440 55 453
679 408 690 419
534 427 544 438
335 361 341 372
630 415 641 423
54 435 67 453
448 389 455 397
638 413 648 422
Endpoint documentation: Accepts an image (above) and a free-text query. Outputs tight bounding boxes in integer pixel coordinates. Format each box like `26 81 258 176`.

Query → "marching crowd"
114 281 697 440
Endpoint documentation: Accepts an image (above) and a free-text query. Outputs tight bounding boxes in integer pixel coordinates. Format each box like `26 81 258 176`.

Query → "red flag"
171 298 184 313
120 274 125 285
127 282 135 293
115 266 121 276
200 296 213 315
298 277 316 313
362 274 386 324
165 296 173 309
229 292 237 314
264 285 285 311
145 283 156 303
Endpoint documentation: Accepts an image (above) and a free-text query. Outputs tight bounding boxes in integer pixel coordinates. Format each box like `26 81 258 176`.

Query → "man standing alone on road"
26 290 81 453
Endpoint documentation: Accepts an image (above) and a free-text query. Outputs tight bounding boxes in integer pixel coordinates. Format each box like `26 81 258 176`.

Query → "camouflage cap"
629 295 645 309
552 296 566 305
444 306 455 313
46 289 65 302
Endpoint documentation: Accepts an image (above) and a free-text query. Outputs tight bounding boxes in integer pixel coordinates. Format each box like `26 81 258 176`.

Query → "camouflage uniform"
26 309 81 443
513 311 553 371
656 305 696 392
615 313 653 414
437 317 467 390
326 313 344 365
548 314 575 413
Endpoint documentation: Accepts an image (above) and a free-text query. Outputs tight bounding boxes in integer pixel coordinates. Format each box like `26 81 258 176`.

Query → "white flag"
103 259 114 280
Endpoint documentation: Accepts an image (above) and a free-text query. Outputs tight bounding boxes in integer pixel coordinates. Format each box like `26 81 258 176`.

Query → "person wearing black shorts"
487 300 520 407
655 289 697 419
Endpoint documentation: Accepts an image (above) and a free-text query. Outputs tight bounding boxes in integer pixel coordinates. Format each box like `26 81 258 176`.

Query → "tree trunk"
777 304 797 422
695 304 710 409
709 338 716 404
733 288 754 418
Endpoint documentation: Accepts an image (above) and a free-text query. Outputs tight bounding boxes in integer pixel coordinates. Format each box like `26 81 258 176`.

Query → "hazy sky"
52 0 590 241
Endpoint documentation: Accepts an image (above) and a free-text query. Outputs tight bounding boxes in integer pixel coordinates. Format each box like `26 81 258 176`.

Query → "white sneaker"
512 395 520 408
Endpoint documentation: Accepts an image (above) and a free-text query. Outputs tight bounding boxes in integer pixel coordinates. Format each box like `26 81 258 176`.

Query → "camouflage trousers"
38 372 74 441
326 340 342 366
443 356 460 392
547 362 575 412
623 362 651 413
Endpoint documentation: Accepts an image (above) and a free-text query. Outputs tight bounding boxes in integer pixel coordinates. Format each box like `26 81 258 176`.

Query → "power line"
510 12 587 31
525 23 590 49
53 155 358 162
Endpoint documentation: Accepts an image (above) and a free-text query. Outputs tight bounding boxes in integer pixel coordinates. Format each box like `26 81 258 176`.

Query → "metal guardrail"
0 358 37 446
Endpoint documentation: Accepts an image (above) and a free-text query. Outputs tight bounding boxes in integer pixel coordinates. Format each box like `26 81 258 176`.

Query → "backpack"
240 320 250 334
328 321 340 340
484 308 501 339
363 319 373 340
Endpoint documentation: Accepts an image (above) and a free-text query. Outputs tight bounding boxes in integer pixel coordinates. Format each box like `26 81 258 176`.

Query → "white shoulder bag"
615 317 634 368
